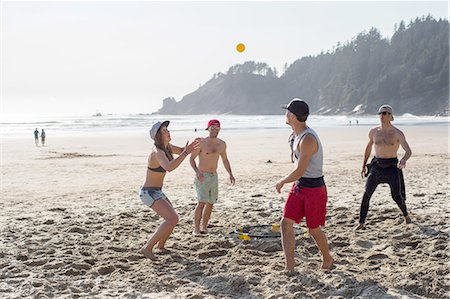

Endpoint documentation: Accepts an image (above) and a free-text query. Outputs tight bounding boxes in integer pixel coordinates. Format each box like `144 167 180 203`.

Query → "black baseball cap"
281 98 309 118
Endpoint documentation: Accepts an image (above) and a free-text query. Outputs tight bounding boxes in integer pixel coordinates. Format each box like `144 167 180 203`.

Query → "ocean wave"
1 114 448 137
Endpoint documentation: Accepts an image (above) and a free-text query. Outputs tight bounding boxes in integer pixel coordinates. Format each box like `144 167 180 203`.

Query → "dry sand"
1 125 449 298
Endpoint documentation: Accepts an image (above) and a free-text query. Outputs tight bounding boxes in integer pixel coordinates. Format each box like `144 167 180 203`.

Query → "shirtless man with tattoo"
356 105 412 230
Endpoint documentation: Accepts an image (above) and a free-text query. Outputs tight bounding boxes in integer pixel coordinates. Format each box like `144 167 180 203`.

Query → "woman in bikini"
139 120 201 260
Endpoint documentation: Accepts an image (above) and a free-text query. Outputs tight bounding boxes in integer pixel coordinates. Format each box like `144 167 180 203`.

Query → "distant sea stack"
157 72 287 115
156 17 449 116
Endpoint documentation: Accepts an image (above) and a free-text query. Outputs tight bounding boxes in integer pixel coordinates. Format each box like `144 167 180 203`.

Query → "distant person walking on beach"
34 128 39 146
276 98 334 272
139 120 201 260
356 105 412 230
288 131 296 163
190 119 235 235
41 129 46 146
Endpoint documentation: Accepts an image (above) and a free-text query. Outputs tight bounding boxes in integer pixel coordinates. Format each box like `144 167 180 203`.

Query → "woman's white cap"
149 120 170 140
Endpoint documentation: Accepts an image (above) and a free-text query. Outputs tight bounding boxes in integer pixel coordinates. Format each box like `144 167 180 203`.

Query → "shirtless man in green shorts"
190 119 235 235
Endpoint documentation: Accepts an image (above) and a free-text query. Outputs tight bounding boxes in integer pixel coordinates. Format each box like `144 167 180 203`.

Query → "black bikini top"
147 165 166 173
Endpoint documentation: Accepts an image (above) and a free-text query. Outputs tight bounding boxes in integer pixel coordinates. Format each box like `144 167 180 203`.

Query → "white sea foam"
1 114 448 137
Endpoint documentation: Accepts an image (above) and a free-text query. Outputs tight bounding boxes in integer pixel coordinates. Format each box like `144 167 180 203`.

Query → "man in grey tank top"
276 98 334 272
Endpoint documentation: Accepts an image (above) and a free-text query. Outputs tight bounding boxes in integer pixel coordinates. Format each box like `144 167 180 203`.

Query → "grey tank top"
293 128 323 178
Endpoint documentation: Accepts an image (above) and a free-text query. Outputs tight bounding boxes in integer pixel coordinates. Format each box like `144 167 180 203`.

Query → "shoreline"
2 122 449 140
2 114 449 138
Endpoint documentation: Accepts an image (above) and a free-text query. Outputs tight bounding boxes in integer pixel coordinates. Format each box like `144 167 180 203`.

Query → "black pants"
359 157 408 223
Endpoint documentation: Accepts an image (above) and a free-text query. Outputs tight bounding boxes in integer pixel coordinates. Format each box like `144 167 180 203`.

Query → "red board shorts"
283 183 327 229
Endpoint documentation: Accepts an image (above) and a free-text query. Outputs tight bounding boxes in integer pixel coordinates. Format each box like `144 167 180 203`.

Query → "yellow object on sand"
237 233 250 240
271 223 280 233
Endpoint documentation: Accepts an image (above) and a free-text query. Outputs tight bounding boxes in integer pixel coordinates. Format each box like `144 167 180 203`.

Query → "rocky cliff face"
157 74 289 115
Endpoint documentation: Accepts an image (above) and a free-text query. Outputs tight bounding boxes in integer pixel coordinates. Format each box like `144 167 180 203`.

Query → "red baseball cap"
205 119 220 130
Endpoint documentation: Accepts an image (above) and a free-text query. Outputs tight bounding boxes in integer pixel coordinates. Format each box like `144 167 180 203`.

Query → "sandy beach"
1 125 449 298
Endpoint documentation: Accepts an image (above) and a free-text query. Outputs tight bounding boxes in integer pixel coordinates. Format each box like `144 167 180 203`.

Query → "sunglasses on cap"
378 111 391 115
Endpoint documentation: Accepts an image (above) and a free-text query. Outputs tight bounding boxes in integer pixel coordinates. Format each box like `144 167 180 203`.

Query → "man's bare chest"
374 131 398 147
202 144 222 156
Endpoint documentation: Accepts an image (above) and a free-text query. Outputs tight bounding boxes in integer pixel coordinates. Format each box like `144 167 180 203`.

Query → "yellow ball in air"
236 43 246 53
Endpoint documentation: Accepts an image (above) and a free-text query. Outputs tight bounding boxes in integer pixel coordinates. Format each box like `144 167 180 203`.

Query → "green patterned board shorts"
194 172 218 204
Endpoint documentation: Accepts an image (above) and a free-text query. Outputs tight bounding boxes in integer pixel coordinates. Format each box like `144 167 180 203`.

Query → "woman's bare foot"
192 229 202 236
140 246 156 260
155 247 170 254
200 226 208 234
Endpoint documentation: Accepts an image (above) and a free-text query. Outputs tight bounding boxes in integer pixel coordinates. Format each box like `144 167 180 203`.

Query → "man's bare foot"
405 215 412 224
355 223 365 231
322 257 335 272
282 268 297 276
140 246 156 260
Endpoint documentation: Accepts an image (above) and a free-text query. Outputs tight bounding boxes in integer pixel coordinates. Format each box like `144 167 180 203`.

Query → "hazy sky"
2 1 448 116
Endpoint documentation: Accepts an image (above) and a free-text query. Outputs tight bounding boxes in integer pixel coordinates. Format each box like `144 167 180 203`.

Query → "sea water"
1 113 448 138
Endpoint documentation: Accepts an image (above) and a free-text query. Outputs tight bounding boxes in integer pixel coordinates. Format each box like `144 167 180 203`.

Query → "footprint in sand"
333 206 349 212
334 218 350 225
115 263 131 272
252 241 281 253
331 236 350 248
70 262 92 271
355 240 373 249
108 246 128 253
48 207 67 212
79 250 91 257
16 254 29 261
43 261 65 270
331 241 350 248
25 259 48 267
83 258 97 265
246 275 261 286
61 268 82 276
215 240 234 249
305 245 318 255
400 240 420 249
66 226 89 235
413 193 426 197
125 254 142 262
198 249 228 259
31 281 44 287
367 253 389 260
257 211 271 217
96 265 115 275
392 232 412 239
168 253 184 263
